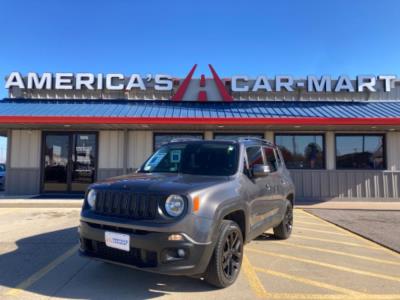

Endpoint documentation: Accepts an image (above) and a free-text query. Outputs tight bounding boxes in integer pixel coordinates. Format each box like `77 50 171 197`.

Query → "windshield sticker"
145 151 167 170
170 150 181 163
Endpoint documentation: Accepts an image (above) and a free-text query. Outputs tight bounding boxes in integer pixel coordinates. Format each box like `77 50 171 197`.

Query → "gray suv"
79 138 295 288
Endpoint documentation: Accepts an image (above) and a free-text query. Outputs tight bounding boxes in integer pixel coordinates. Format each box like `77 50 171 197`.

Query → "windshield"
0 164 5 172
140 142 239 176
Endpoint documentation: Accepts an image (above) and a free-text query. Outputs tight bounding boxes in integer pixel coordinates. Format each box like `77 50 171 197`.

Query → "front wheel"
273 201 293 240
204 220 243 288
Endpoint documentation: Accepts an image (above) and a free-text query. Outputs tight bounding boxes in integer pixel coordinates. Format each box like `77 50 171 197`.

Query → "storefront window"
336 135 385 169
275 134 325 169
154 133 203 150
214 133 264 141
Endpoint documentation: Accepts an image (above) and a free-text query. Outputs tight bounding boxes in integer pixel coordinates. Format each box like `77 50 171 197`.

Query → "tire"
204 220 243 288
273 201 293 240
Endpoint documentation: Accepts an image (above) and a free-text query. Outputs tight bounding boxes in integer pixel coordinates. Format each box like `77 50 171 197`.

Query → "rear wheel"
204 220 243 288
273 201 293 239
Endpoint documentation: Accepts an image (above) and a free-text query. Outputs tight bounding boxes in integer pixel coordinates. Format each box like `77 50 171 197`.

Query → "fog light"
168 234 184 241
177 249 186 258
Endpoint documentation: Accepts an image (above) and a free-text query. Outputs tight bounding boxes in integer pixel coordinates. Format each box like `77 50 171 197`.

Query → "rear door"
263 146 286 221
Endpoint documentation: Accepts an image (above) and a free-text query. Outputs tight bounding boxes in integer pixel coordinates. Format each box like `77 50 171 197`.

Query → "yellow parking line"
301 210 400 258
254 267 365 296
265 293 400 300
296 220 333 227
294 226 350 237
242 254 268 298
247 247 400 283
4 244 79 296
271 241 400 266
292 234 380 249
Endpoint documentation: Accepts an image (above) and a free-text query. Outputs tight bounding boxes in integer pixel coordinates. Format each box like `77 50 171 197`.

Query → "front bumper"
79 220 214 276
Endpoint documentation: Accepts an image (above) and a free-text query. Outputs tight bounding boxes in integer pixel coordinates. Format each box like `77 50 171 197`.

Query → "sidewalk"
0 196 399 210
296 201 400 211
0 198 83 208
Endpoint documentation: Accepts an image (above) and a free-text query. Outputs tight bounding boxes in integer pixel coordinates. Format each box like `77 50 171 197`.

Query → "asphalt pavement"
306 209 400 253
0 207 399 299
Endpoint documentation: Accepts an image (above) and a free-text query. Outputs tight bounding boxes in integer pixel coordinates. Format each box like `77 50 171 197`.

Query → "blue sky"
1 0 400 99
0 0 400 160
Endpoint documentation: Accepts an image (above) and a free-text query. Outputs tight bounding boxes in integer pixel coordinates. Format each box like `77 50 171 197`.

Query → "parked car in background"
79 138 295 288
0 163 6 191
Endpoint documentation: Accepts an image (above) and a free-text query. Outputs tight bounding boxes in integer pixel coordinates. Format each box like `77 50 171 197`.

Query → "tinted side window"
246 147 263 169
264 147 278 172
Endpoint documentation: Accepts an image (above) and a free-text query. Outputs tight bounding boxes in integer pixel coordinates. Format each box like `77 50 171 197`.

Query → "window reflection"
275 134 325 169
336 135 385 169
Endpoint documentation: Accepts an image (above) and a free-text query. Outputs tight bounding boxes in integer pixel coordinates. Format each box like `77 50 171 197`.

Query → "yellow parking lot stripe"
4 244 79 296
296 220 333 227
295 226 350 237
265 293 400 299
242 254 268 298
271 241 400 266
247 247 400 283
301 210 400 258
254 267 365 296
292 234 380 249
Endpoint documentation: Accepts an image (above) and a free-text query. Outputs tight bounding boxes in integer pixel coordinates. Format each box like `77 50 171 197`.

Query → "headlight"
165 195 185 217
87 189 97 208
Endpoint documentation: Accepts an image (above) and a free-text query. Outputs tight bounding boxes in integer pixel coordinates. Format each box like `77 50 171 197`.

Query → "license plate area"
105 231 130 252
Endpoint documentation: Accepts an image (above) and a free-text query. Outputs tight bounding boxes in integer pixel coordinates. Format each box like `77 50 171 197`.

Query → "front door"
42 132 97 193
245 146 274 232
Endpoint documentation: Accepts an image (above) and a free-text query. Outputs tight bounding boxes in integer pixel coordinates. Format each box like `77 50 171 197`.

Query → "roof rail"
237 137 274 146
169 137 203 143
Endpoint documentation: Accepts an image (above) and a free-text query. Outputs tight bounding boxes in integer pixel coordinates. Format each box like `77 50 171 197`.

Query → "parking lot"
0 207 399 300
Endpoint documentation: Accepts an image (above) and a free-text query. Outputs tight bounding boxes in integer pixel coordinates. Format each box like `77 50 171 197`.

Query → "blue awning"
0 99 400 126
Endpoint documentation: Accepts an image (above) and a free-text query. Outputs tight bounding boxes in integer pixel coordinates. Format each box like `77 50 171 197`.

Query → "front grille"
94 190 163 220
83 239 157 268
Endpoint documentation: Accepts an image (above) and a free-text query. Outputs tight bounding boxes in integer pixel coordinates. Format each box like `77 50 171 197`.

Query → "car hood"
92 172 231 195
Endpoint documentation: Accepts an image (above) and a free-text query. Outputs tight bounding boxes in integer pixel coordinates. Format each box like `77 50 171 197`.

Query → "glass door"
43 134 70 192
42 132 97 193
71 133 97 192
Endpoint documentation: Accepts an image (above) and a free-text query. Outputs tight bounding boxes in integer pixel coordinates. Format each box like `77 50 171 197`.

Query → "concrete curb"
0 199 83 208
1 199 399 210
296 201 400 211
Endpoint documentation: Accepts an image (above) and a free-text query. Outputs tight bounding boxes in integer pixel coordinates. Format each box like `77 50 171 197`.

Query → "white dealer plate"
105 231 130 252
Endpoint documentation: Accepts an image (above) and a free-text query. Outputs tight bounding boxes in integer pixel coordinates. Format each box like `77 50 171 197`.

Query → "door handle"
265 184 271 190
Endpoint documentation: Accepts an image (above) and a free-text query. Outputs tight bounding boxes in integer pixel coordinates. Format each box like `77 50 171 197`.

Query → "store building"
1 64 400 201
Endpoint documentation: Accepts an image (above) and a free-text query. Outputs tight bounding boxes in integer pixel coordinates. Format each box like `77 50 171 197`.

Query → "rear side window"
246 147 263 168
263 147 278 172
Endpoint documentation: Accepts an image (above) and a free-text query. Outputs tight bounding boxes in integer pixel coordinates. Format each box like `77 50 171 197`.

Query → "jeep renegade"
79 138 295 288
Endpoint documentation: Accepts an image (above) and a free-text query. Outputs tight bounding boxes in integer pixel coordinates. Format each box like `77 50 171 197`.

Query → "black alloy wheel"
221 229 242 280
205 220 243 288
284 205 293 234
273 201 294 240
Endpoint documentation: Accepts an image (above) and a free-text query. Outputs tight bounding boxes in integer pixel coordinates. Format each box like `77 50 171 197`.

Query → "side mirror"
252 164 271 178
